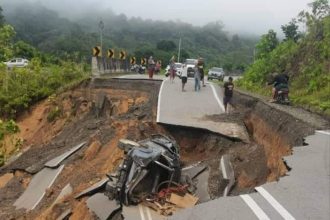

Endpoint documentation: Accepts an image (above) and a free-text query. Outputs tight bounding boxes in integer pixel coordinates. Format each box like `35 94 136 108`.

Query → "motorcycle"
275 87 290 105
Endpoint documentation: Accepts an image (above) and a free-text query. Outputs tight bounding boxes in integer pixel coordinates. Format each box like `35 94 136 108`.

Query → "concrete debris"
74 178 108 199
45 142 86 168
181 163 207 180
53 183 73 205
167 193 199 208
14 165 65 210
56 208 72 220
122 204 166 220
220 154 235 196
194 168 211 203
86 193 121 220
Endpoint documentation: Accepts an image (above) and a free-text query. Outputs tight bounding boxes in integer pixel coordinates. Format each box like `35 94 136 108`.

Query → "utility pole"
99 19 104 56
178 37 182 63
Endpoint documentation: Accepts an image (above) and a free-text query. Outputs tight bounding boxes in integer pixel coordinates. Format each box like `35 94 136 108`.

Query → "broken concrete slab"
14 165 65 210
157 80 250 142
53 183 73 205
45 142 86 168
122 204 166 220
220 154 235 196
182 163 207 180
86 193 121 220
56 208 72 220
75 178 108 199
194 167 211 203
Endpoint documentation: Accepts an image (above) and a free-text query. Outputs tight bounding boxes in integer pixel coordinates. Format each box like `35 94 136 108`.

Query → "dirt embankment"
232 90 330 184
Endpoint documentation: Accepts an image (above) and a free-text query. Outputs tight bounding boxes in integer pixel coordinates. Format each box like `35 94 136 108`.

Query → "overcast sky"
26 0 312 34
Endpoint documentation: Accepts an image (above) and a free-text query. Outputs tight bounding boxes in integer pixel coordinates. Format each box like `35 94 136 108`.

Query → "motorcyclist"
267 72 289 102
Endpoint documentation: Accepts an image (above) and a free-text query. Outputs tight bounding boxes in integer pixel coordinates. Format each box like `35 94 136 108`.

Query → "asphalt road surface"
157 77 249 141
170 130 330 220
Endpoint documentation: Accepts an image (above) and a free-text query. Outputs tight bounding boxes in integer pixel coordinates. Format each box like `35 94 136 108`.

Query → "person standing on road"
198 58 205 87
148 56 155 79
155 61 161 74
223 76 234 113
181 63 188 92
194 62 201 91
169 57 176 83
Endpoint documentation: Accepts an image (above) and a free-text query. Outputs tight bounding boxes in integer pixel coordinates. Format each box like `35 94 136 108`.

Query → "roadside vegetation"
237 0 330 115
0 11 89 165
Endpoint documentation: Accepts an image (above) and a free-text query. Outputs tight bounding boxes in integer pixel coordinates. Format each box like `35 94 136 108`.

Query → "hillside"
1 0 257 70
237 0 330 115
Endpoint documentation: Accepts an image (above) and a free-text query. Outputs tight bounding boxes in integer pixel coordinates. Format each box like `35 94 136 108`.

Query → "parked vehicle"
174 63 183 77
130 64 145 74
4 58 29 68
165 63 182 77
184 59 197 77
207 67 225 81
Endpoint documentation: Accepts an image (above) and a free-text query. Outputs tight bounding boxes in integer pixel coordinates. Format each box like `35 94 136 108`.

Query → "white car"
184 59 198 77
207 67 225 81
165 63 183 77
174 63 183 77
4 58 29 68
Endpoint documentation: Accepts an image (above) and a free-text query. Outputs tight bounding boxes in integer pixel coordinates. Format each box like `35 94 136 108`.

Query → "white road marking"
240 194 270 220
210 83 225 112
156 79 167 123
220 156 228 179
316 130 330 136
256 186 296 220
138 204 146 220
31 165 65 210
145 206 153 220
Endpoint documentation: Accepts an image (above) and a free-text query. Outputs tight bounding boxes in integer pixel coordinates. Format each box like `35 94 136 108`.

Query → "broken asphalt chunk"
86 193 121 220
14 165 65 210
181 163 207 180
56 208 72 220
53 183 73 205
75 178 108 199
45 142 86 168
220 154 235 196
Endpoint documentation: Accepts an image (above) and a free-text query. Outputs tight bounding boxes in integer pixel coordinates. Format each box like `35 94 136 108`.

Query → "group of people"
169 57 206 92
169 57 235 113
147 56 161 79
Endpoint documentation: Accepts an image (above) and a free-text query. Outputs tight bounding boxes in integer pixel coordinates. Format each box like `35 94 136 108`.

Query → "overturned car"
106 134 181 205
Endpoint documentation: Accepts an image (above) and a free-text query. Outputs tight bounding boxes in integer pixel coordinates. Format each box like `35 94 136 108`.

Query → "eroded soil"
0 79 308 219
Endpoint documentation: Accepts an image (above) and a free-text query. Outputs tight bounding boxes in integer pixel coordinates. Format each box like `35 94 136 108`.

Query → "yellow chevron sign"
130 57 136 64
120 51 126 60
92 46 101 57
108 49 115 58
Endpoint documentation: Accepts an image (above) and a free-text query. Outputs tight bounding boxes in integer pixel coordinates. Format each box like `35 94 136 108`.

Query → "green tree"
0 25 16 61
156 40 176 51
0 6 5 27
13 41 38 59
281 19 300 42
255 30 279 59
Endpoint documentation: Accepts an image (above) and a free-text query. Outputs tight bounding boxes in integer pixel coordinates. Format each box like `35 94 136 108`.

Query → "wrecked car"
106 134 181 205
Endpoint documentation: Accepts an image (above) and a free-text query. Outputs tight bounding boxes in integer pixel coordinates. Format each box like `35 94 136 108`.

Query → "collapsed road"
0 76 329 220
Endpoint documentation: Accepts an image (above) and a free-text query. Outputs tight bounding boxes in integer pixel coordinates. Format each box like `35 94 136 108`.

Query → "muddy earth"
0 78 328 219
